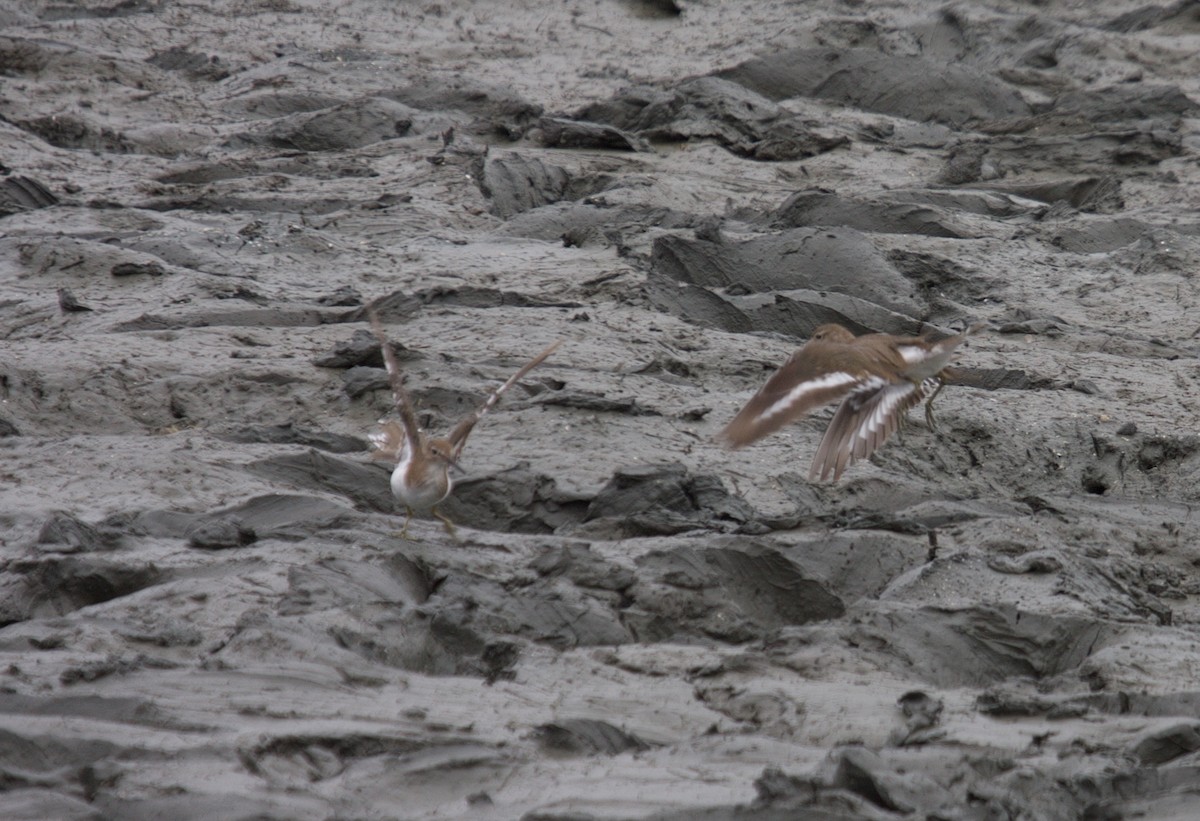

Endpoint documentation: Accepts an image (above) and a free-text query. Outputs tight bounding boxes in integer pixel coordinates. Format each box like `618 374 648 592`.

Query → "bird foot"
433 507 459 541
391 507 418 541
392 509 459 542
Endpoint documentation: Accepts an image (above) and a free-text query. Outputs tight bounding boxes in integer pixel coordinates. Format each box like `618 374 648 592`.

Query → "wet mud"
3 1 1200 818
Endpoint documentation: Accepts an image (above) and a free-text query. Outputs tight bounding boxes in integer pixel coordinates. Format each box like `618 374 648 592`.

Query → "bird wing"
368 419 409 462
718 336 910 449
367 310 422 460
446 339 561 459
809 376 938 481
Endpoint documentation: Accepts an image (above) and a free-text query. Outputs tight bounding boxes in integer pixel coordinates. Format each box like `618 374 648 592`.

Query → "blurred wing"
447 340 561 458
369 419 409 462
367 310 421 456
809 376 937 482
718 342 878 449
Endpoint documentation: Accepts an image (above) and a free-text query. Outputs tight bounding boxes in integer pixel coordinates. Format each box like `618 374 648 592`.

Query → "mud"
4 1 1200 818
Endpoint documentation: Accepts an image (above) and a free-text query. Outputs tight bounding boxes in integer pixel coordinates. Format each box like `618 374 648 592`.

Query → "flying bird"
367 311 560 537
719 323 982 481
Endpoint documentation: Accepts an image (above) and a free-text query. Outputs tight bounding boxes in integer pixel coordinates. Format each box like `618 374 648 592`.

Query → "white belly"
390 452 452 511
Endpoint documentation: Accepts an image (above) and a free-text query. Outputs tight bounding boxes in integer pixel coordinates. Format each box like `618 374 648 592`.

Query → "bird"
718 322 983 481
367 310 560 538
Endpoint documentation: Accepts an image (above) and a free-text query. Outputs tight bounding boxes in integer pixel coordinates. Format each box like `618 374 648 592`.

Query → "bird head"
426 438 461 472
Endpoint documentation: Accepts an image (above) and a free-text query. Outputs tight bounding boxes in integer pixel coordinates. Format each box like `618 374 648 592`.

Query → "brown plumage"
367 310 560 537
719 323 982 481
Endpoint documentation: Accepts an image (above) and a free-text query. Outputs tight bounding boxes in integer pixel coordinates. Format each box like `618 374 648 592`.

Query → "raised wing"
810 376 938 481
718 335 911 449
368 419 409 462
446 340 561 459
367 310 422 459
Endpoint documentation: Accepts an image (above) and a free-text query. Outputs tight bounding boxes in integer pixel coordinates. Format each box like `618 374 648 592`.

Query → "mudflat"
3 1 1200 818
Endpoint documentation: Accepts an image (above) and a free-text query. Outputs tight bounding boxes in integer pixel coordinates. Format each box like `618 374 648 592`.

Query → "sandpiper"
719 323 982 481
367 311 560 537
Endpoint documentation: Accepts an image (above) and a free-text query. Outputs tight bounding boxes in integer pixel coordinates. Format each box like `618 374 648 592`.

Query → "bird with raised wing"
719 323 982 481
368 311 560 537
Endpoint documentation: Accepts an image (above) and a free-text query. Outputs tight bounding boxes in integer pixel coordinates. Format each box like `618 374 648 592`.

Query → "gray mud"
4 1 1200 818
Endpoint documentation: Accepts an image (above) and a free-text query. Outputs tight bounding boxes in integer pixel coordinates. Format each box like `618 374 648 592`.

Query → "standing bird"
719 323 983 481
367 311 560 537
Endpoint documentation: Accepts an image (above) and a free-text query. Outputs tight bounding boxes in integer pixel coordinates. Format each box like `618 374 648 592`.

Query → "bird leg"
923 379 947 431
398 507 415 540
396 508 457 541
432 507 458 540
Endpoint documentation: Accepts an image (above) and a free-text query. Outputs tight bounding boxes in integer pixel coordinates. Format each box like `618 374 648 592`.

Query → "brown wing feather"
369 419 409 462
810 377 936 481
446 340 561 458
719 333 914 449
367 310 422 456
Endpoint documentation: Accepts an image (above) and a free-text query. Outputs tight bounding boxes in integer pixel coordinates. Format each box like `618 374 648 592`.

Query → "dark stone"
186 517 257 549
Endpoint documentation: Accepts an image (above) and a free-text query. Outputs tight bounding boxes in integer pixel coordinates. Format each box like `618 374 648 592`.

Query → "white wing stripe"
855 383 918 443
759 371 859 422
